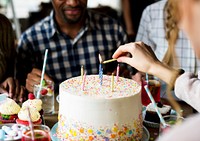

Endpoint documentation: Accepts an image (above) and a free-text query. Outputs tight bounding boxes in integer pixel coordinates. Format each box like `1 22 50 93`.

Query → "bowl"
0 123 28 141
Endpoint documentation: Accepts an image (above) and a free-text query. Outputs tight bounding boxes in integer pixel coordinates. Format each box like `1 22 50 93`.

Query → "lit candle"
111 73 114 92
116 64 120 81
82 71 87 91
99 54 103 85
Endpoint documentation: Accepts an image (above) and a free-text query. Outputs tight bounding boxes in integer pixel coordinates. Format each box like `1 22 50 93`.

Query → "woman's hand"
112 42 160 75
113 42 178 85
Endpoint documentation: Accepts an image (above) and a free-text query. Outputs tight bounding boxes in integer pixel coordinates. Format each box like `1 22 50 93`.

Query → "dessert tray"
50 122 150 141
142 108 177 128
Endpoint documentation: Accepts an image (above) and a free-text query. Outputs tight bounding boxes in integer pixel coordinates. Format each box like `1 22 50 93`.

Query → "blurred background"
0 0 52 39
0 0 159 40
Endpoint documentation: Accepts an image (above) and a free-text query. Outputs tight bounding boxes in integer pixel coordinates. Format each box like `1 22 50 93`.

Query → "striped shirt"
136 0 200 74
16 10 128 91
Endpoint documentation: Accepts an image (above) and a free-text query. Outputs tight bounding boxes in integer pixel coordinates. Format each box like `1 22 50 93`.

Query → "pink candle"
81 65 84 81
116 64 120 81
111 73 114 92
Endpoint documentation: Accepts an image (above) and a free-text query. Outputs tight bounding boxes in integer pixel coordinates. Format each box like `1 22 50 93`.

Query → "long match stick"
102 58 117 64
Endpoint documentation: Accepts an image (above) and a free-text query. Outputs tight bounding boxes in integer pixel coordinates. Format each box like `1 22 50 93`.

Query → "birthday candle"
81 65 84 80
111 73 114 92
99 63 102 78
82 71 87 91
116 64 120 81
100 68 103 85
99 54 103 85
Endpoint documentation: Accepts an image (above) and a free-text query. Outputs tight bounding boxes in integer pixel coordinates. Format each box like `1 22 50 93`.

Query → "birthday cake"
57 75 143 140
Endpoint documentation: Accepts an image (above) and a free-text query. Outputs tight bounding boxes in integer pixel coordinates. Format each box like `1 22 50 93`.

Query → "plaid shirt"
16 10 128 91
136 0 200 74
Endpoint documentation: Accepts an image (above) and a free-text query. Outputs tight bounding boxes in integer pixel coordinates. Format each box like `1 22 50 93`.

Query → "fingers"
1 77 15 97
18 86 27 103
44 73 53 82
26 68 42 92
26 68 53 92
112 43 134 59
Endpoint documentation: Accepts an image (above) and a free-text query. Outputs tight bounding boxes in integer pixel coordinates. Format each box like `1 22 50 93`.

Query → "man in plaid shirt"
16 0 128 93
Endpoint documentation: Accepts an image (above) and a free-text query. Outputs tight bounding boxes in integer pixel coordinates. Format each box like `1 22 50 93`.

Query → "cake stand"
50 122 150 141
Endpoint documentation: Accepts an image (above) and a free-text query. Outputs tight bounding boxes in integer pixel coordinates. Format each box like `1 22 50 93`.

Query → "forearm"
149 61 178 85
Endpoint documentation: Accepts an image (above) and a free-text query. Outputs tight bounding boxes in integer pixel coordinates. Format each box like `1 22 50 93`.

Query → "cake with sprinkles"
57 75 142 140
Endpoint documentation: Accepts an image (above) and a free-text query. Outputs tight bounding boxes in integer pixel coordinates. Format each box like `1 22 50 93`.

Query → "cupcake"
0 98 20 123
22 93 43 115
16 107 42 125
145 102 171 123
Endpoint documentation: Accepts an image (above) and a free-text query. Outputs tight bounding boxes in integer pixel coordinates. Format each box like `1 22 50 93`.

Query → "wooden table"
44 95 195 141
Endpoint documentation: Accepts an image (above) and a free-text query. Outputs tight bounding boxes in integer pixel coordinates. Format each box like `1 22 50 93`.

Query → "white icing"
0 98 20 115
58 75 143 140
146 103 171 114
18 107 40 122
22 99 42 111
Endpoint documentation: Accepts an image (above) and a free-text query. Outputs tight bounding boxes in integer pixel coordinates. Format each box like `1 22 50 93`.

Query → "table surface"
44 95 195 141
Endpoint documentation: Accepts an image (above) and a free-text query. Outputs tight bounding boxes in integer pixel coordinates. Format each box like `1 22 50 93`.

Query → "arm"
112 42 178 85
175 73 200 112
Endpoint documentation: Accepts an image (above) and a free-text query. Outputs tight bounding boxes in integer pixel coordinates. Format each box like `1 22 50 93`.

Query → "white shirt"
136 0 200 74
156 72 200 141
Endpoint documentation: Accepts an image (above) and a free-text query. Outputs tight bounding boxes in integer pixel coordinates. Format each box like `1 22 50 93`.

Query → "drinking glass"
21 125 51 141
34 80 54 115
159 115 184 134
142 79 161 106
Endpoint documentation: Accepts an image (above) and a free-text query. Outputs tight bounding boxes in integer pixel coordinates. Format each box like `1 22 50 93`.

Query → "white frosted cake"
57 75 142 140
